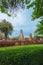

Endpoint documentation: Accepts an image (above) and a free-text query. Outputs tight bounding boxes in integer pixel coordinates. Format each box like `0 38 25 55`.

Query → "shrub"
0 45 43 65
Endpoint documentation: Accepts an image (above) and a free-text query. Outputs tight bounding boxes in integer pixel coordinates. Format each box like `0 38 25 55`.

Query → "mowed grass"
0 44 43 65
0 44 43 50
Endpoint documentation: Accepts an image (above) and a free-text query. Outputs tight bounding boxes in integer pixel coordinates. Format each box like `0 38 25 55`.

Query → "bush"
0 45 43 65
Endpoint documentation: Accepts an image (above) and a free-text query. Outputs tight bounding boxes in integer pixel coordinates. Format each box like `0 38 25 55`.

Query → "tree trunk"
5 33 7 40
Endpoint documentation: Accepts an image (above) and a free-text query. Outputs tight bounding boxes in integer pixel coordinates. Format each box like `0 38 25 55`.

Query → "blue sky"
0 8 40 38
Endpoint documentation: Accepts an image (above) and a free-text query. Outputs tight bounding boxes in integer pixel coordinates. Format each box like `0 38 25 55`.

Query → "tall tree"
0 19 13 40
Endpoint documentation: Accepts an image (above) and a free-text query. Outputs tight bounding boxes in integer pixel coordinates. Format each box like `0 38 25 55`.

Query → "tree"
0 0 43 18
27 0 43 37
0 19 13 40
27 0 43 20
0 0 30 15
35 19 43 36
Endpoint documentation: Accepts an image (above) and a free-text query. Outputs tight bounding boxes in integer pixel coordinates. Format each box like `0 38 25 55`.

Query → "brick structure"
29 33 33 41
0 30 43 47
19 29 24 41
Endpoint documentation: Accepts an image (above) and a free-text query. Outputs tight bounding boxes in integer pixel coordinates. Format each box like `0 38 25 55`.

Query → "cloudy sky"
0 8 40 38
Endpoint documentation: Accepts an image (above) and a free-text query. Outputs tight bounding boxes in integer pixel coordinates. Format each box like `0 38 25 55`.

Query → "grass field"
0 44 43 49
0 44 43 65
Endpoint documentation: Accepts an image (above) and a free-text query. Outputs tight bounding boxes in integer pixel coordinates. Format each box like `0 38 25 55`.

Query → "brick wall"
0 40 43 47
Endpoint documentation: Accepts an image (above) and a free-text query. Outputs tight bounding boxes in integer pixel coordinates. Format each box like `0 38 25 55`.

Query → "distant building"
28 33 33 41
19 29 24 41
19 30 33 41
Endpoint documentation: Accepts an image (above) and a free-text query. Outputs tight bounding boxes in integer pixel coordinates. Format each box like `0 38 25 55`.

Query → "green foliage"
0 0 43 18
0 45 43 65
0 19 13 39
35 19 43 36
27 0 43 20
0 0 30 15
28 0 43 37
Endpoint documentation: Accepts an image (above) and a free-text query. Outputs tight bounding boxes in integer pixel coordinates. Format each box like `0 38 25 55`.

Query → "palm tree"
0 19 13 40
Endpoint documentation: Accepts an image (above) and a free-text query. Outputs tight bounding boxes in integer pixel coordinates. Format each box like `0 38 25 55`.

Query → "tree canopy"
0 0 43 18
0 0 30 16
0 19 13 40
27 0 43 20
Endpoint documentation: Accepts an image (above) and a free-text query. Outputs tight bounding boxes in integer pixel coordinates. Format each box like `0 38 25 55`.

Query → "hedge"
0 45 43 65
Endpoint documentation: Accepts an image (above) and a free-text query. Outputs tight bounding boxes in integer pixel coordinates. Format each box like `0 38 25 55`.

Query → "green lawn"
0 44 43 65
0 44 43 50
